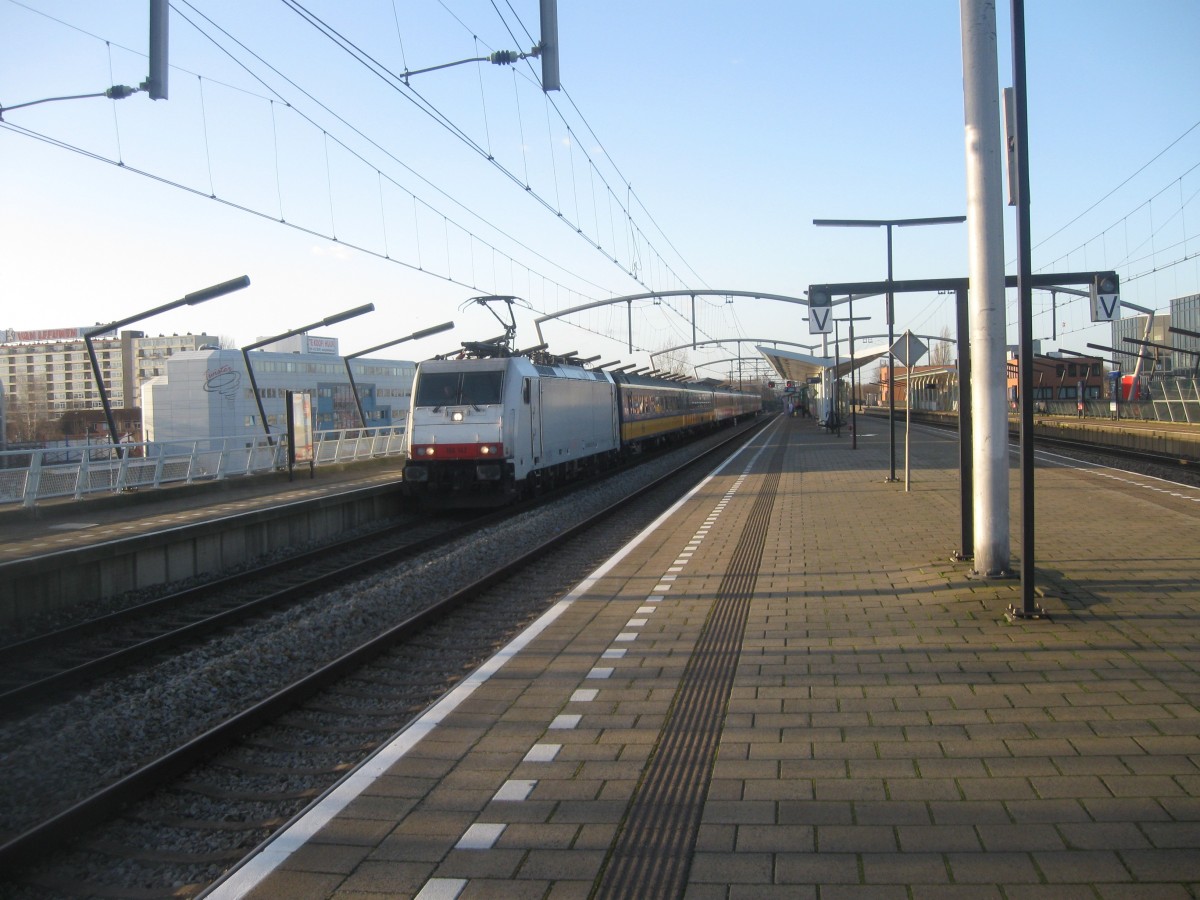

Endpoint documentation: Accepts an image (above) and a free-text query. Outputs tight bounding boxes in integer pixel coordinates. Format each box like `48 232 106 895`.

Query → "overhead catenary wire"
274 0 659 287
368 0 706 292
1040 161 1200 275
0 117 649 360
1032 118 1200 256
171 0 614 300
1011 154 1200 340
104 42 125 162
1000 123 1200 342
388 0 408 72
484 0 710 289
10 1 780 362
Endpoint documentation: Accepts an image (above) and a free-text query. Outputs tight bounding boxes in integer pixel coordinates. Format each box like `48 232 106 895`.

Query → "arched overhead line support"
532 290 810 353
692 355 775 386
650 337 821 368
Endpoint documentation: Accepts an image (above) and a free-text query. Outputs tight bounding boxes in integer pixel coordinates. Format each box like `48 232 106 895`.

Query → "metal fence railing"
1147 375 1200 424
0 427 406 509
851 375 1200 424
1045 376 1200 422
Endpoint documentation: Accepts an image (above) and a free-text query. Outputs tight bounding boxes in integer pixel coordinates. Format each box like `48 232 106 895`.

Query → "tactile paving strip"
593 441 786 899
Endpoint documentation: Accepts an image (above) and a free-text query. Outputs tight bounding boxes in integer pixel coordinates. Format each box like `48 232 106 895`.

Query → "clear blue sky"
3 0 1197 377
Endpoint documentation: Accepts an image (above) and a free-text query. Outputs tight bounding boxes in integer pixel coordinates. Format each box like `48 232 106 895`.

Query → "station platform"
210 414 1200 899
0 458 406 564
0 460 408 625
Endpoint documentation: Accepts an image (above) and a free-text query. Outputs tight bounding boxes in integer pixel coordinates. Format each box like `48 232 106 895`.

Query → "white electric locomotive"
403 353 761 506
403 355 620 505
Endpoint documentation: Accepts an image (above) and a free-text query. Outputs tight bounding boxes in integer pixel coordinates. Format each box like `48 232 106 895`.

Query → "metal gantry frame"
814 216 967 481
807 269 1118 612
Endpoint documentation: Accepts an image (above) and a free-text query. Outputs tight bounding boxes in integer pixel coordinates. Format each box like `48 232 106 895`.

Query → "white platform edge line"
202 417 780 899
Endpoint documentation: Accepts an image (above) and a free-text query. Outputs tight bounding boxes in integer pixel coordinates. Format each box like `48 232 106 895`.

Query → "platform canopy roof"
899 365 958 385
755 344 892 386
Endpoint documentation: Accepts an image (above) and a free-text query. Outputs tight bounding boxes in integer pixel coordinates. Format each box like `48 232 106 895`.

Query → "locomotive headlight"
451 411 464 422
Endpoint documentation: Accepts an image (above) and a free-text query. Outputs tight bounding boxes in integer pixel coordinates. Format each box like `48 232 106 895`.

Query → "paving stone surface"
214 415 1200 898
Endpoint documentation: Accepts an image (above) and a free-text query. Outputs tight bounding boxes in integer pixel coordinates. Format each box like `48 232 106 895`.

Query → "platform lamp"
343 321 454 428
84 275 250 457
241 304 375 443
814 216 965 480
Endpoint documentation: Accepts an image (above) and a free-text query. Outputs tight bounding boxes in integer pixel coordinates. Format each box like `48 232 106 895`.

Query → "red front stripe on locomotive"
408 443 504 459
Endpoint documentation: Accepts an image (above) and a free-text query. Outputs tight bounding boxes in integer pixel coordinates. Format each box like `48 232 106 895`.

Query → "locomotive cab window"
461 371 503 406
415 371 503 407
415 372 460 407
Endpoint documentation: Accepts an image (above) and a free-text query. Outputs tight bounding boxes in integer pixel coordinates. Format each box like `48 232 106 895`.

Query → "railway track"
0 416 771 896
0 424 738 714
1029 427 1199 472
867 409 1200 481
0 508 508 714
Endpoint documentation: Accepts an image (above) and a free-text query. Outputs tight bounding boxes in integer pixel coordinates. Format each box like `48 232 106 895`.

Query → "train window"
415 370 504 407
415 373 461 407
461 371 503 405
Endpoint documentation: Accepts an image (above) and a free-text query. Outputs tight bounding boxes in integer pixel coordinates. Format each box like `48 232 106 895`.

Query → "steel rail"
880 408 1199 469
0 513 480 714
0 414 773 873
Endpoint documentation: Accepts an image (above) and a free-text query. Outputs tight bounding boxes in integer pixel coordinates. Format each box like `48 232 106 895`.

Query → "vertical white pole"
960 0 1010 574
905 332 912 492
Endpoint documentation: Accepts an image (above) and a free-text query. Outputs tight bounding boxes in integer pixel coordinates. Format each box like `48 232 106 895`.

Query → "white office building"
142 344 416 444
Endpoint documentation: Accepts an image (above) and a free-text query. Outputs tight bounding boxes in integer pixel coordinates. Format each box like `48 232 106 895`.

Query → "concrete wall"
0 482 405 627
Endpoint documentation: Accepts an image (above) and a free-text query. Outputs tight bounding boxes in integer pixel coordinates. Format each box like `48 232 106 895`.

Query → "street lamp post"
813 216 965 480
343 321 454 427
84 276 250 456
241 304 375 442
834 311 871 449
